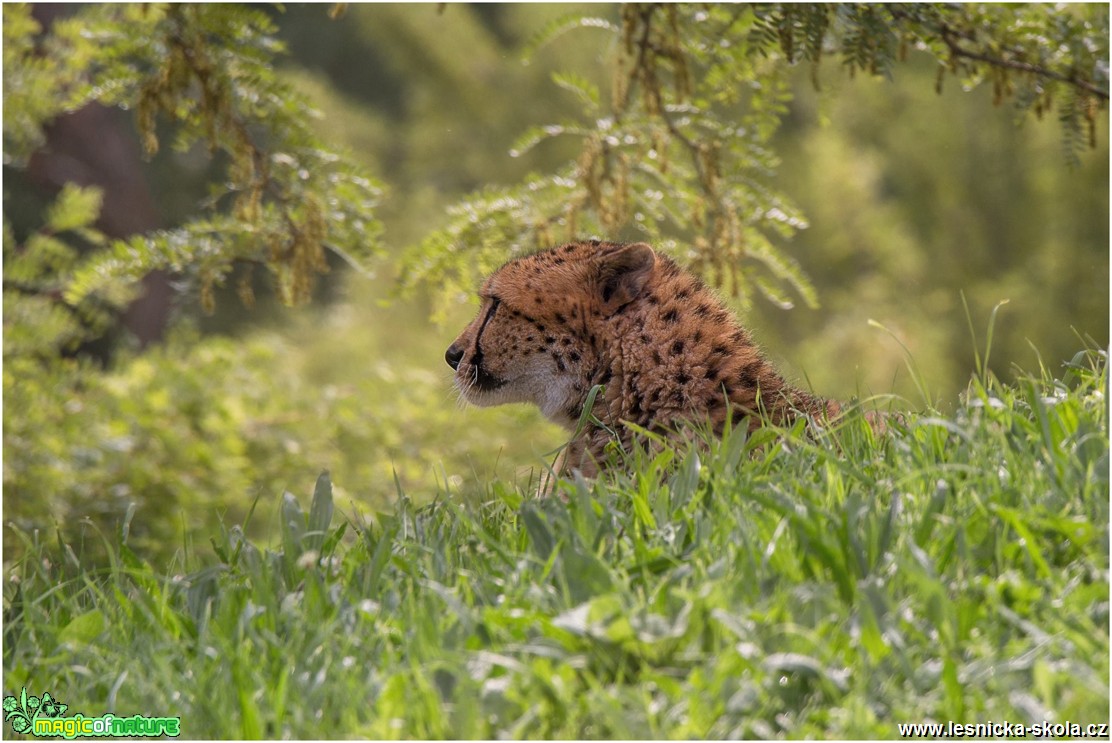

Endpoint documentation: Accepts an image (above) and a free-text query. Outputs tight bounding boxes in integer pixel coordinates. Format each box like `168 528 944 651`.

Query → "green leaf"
551 71 600 111
45 184 104 233
991 505 1052 579
58 609 106 646
522 13 618 60
522 504 555 561
306 470 334 552
281 490 306 571
630 483 657 531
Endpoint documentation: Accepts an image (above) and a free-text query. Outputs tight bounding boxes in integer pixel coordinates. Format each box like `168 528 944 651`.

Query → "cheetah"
445 239 865 482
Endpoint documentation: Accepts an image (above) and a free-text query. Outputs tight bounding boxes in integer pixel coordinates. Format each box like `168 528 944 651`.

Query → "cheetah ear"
597 242 656 312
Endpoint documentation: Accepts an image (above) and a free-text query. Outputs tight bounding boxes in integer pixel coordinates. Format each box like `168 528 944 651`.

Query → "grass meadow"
3 346 1108 738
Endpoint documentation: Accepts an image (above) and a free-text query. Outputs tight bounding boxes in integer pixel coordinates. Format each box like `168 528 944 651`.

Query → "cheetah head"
445 241 656 429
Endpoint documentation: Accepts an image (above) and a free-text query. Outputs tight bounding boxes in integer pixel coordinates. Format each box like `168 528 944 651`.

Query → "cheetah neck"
583 274 834 439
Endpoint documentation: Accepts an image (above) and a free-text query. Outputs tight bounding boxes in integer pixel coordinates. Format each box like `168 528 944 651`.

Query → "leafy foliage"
1 7 1107 735
3 185 131 357
405 5 817 313
406 3 1107 311
1 5 82 162
4 350 1106 737
2 312 554 565
3 3 384 334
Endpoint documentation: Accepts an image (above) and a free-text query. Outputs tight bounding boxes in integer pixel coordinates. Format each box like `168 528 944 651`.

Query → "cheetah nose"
445 343 464 370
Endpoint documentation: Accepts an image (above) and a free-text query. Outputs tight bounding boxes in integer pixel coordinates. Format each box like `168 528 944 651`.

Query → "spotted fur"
445 240 849 479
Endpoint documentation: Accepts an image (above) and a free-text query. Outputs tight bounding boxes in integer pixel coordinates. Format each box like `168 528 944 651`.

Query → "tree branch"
938 26 1109 101
879 3 1112 103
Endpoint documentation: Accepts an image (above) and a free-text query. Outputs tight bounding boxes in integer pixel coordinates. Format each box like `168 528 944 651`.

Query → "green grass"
3 348 1108 739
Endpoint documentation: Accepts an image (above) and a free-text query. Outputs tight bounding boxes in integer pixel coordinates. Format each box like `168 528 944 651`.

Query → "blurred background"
4 4 1108 564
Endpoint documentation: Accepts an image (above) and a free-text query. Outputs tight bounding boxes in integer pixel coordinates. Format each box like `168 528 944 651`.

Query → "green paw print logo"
4 689 67 734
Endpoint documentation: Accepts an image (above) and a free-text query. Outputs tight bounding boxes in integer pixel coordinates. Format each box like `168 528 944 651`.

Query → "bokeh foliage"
750 52 1108 407
3 314 553 561
2 3 1108 566
404 3 1108 314
4 3 383 323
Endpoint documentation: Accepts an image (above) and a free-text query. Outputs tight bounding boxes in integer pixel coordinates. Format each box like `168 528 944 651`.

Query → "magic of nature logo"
4 687 180 739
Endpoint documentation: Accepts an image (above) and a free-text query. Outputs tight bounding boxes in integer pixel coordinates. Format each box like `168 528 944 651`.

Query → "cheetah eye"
480 296 501 323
